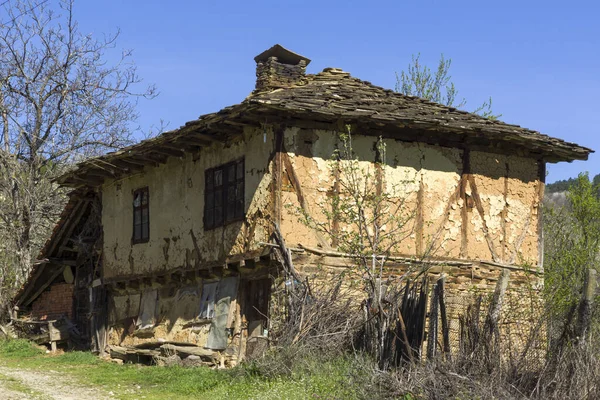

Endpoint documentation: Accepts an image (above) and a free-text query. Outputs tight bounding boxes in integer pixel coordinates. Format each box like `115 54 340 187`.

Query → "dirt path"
0 366 114 400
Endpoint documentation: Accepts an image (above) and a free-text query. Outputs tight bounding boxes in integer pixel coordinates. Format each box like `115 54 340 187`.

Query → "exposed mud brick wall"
31 283 74 320
101 126 274 279
280 128 542 266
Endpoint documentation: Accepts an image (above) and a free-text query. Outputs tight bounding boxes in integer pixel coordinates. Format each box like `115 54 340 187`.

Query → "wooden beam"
22 266 66 307
281 152 330 249
149 148 185 158
115 157 147 167
57 201 92 258
460 149 470 258
163 143 187 153
467 175 500 262
15 265 47 305
130 154 166 167
111 159 145 171
89 159 122 175
177 136 212 146
501 161 509 262
46 199 87 257
273 127 284 228
83 171 112 180
189 132 221 142
69 176 105 186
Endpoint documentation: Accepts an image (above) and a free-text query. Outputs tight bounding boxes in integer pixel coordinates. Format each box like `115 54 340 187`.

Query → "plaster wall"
101 125 542 282
280 128 542 266
101 126 274 279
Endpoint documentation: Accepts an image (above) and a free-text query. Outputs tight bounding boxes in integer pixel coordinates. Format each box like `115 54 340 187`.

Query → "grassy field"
0 339 386 400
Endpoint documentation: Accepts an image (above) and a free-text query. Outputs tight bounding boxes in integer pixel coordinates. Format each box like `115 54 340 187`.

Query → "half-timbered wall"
100 124 543 359
279 127 544 267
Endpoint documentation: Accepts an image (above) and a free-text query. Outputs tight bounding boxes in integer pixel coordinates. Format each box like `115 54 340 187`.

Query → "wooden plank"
48 198 89 258
501 162 509 262
160 344 217 361
272 127 284 228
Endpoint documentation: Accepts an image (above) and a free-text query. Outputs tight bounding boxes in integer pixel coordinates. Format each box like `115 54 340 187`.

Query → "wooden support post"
437 276 451 356
427 281 440 360
485 269 510 340
48 321 58 353
273 127 284 229
460 149 471 258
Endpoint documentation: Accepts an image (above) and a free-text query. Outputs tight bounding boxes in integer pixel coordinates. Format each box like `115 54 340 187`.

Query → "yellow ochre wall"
280 127 542 267
101 126 543 280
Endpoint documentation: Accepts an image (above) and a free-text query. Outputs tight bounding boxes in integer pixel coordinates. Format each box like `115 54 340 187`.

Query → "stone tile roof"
56 67 592 187
248 68 592 161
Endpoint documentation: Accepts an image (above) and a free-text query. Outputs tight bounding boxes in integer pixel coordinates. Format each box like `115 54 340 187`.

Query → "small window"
133 187 149 243
204 159 244 229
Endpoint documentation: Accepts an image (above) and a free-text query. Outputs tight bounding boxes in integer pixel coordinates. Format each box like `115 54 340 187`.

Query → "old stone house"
13 45 592 362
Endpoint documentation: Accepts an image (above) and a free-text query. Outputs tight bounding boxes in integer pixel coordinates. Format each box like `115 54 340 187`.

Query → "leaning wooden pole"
437 276 451 356
485 269 510 339
427 280 440 360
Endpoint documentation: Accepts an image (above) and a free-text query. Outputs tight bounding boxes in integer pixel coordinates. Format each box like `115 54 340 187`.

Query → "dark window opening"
205 159 245 230
133 187 149 243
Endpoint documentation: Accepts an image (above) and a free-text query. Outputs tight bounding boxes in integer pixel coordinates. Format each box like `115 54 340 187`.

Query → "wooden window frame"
132 187 150 244
204 158 245 230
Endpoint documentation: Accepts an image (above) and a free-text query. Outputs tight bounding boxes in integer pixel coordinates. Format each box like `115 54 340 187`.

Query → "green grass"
0 339 369 400
0 337 45 358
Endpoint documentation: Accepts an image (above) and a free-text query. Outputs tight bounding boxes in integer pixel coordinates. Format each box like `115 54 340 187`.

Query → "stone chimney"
254 44 311 91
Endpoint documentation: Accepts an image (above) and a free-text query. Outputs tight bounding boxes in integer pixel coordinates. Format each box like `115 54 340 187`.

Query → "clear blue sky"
73 0 598 183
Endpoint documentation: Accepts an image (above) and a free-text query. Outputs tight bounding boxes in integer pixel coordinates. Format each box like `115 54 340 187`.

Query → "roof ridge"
311 67 528 131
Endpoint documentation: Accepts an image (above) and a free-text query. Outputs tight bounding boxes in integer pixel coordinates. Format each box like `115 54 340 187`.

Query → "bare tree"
0 0 156 299
396 53 500 120
293 126 436 367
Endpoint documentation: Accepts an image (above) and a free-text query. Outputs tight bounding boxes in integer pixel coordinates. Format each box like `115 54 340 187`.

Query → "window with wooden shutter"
132 187 149 243
204 158 244 230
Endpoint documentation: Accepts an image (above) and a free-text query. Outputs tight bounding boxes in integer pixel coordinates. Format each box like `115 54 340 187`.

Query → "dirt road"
0 366 113 400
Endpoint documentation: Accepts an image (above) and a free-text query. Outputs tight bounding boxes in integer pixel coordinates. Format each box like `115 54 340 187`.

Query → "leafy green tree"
395 54 500 119
544 173 600 318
